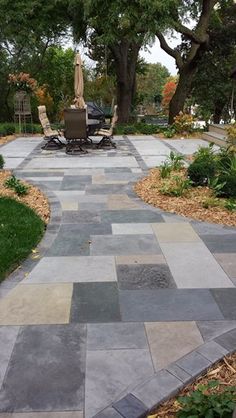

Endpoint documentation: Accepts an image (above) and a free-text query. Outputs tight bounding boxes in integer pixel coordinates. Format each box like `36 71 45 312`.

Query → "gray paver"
87 323 147 350
90 235 161 256
24 256 117 283
117 264 175 289
132 370 182 409
0 324 86 412
211 289 236 319
200 234 236 253
70 283 121 323
112 223 153 235
196 340 228 362
120 289 224 321
93 408 123 418
0 327 19 388
101 210 164 223
85 349 153 418
62 210 101 224
197 320 236 341
214 328 236 351
113 394 147 418
176 351 211 376
166 364 192 384
160 242 234 288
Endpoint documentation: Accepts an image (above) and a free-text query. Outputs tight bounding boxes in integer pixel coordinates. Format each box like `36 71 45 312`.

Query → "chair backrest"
111 105 118 129
38 105 55 137
64 108 87 140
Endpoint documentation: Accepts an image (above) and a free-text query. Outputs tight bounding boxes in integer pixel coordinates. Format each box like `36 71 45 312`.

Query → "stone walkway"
0 135 236 418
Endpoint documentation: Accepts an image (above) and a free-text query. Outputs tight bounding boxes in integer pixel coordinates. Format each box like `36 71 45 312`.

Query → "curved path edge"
94 330 236 418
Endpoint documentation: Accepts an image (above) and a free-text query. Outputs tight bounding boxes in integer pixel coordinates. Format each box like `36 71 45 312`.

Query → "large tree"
156 0 220 123
68 0 176 122
192 1 236 123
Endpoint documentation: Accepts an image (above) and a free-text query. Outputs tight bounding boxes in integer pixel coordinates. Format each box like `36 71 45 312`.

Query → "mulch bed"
134 168 236 227
148 352 236 417
0 170 50 223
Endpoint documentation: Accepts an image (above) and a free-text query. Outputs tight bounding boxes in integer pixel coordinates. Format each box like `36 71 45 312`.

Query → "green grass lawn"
0 197 45 282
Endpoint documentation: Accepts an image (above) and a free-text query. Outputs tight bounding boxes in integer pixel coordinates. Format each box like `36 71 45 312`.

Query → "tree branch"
156 32 183 69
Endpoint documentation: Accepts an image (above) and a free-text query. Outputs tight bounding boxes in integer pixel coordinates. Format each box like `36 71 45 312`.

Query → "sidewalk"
0 135 235 417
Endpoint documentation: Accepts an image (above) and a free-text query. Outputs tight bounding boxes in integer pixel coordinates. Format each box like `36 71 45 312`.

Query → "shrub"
177 380 236 418
214 155 236 198
188 159 216 186
163 127 175 138
224 198 236 211
4 176 29 196
188 144 217 186
174 111 194 134
0 123 16 136
0 154 4 169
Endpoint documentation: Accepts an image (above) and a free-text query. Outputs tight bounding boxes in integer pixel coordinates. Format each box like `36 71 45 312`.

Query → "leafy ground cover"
148 352 236 418
0 197 45 282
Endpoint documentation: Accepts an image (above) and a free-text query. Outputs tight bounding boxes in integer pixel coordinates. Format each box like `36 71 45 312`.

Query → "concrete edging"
94 327 236 418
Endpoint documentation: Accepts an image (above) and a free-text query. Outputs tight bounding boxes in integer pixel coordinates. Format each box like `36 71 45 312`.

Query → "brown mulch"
134 168 236 227
0 135 16 146
0 170 50 223
148 352 236 417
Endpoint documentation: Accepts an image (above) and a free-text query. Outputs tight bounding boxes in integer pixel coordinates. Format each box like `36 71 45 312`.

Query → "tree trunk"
111 41 140 123
169 65 196 124
213 102 225 124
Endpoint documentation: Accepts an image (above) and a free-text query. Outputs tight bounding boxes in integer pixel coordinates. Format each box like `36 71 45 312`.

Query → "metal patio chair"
94 105 118 148
64 108 88 155
38 105 64 150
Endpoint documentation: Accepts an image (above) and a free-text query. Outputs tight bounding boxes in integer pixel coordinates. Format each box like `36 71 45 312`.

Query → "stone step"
202 131 227 147
209 124 229 136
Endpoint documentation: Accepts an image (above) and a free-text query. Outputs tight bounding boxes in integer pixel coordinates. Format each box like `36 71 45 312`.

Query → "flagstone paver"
0 135 236 417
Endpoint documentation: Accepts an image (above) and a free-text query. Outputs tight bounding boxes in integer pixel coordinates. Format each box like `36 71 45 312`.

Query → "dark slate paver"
101 210 164 223
0 324 86 412
211 288 236 319
47 223 112 256
90 235 161 256
62 210 101 224
200 234 236 253
175 351 211 376
214 328 236 352
117 264 176 289
61 175 92 190
113 394 147 418
70 283 121 323
120 289 224 322
197 320 236 341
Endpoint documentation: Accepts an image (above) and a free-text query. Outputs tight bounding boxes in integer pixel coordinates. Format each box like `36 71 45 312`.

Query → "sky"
140 35 180 75
77 35 180 76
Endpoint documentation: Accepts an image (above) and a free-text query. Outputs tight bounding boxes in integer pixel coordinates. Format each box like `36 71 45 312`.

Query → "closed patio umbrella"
74 52 85 109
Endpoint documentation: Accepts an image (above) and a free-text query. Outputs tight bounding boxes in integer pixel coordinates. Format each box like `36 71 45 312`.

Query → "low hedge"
0 123 42 137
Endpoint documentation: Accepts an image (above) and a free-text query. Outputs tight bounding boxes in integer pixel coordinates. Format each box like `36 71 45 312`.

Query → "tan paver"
0 284 73 325
152 222 200 242
108 194 140 210
116 254 166 265
145 321 203 370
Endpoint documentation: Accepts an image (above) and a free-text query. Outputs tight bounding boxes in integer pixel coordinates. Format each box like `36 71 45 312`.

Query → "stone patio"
0 134 236 417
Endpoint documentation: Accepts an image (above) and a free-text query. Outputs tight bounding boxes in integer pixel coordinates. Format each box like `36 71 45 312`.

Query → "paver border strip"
93 328 236 418
0 181 62 292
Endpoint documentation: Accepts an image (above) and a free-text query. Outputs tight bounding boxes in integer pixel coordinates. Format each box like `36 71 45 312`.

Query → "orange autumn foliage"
162 80 177 110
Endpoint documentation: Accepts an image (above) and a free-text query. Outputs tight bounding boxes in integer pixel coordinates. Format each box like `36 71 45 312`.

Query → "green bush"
214 172 236 198
188 159 216 186
0 154 4 169
163 127 175 138
188 144 217 186
4 175 29 196
177 380 236 418
114 122 160 135
0 123 15 136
